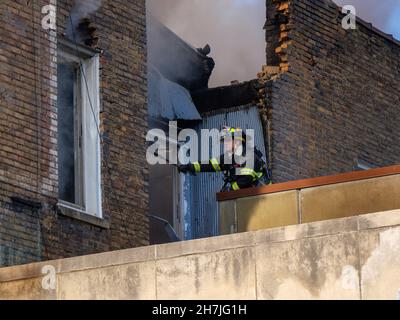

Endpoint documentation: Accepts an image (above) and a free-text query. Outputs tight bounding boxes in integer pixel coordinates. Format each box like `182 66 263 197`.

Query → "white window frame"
58 39 102 218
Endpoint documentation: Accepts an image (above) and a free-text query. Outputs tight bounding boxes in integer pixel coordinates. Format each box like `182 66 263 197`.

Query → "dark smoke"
147 0 399 87
66 0 102 40
147 14 215 90
147 0 266 87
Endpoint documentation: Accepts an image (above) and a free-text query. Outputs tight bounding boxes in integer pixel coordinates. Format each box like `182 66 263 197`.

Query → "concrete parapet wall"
219 169 400 233
0 210 400 300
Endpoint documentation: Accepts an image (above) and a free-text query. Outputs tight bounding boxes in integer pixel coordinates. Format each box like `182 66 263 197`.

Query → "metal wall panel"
184 105 267 239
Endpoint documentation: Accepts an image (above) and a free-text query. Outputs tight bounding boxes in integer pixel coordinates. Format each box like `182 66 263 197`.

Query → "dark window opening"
57 51 84 208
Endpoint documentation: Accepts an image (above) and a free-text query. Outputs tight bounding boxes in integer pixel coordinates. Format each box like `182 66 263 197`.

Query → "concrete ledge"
300 175 400 223
236 190 299 232
359 209 400 230
57 203 110 229
1 210 400 282
156 231 255 260
255 215 359 245
0 246 156 283
218 165 400 201
1 210 400 299
219 170 400 233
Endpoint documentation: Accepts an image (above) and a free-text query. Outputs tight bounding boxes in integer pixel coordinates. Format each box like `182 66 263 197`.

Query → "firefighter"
178 127 271 191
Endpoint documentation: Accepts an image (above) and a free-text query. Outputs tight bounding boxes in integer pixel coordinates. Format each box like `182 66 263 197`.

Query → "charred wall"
0 0 148 266
266 0 400 182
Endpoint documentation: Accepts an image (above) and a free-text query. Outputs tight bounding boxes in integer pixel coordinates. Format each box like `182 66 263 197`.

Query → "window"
147 129 184 244
57 38 102 217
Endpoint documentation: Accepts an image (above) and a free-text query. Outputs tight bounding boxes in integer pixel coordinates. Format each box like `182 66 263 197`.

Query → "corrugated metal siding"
184 105 266 239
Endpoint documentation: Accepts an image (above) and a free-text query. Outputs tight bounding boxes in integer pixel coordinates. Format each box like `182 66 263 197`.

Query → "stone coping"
0 209 399 283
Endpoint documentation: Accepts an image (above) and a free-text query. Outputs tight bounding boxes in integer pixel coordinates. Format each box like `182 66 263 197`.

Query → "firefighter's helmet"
220 126 250 142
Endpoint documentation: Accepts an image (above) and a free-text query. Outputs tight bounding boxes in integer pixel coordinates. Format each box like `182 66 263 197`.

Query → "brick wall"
265 0 400 182
0 0 148 267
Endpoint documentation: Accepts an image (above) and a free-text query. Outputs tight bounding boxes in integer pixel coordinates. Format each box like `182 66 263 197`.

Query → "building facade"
263 0 400 182
1 0 399 264
0 0 148 267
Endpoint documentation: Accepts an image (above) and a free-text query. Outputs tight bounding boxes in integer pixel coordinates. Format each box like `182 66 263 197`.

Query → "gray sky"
147 0 400 87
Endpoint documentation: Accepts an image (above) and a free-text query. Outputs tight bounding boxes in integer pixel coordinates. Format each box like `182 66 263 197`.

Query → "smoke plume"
66 0 102 40
147 0 266 87
147 0 400 88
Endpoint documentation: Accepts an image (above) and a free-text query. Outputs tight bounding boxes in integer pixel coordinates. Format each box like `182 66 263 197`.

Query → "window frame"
57 38 102 218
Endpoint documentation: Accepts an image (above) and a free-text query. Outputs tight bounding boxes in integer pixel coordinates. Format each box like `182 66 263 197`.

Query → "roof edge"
336 6 400 47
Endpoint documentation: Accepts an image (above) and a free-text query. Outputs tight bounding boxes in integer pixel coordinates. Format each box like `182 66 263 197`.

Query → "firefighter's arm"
255 149 272 183
178 156 230 174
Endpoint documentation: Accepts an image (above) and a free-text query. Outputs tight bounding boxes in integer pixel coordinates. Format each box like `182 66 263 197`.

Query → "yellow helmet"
220 126 248 142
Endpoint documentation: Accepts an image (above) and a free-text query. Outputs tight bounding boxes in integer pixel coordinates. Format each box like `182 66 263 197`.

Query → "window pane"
56 44 101 216
57 62 77 204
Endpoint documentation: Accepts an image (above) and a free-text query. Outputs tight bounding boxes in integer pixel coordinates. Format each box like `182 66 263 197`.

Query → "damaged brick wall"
265 0 400 182
0 0 148 266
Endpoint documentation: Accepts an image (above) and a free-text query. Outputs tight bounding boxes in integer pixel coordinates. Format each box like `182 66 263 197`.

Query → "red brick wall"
265 0 400 182
0 0 148 266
